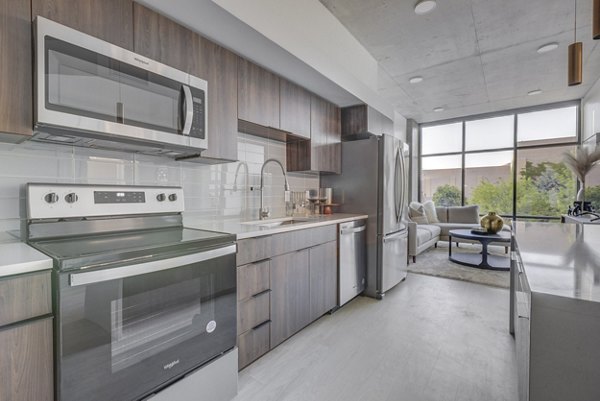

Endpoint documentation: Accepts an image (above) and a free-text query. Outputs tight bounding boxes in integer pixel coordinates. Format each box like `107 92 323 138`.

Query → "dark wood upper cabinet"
32 0 134 50
287 95 341 174
341 104 393 138
132 3 194 74
280 79 311 139
0 0 32 141
197 38 238 162
133 4 238 162
238 58 280 129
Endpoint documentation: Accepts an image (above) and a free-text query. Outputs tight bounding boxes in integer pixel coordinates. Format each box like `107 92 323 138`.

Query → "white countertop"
514 221 600 303
0 242 53 278
185 213 369 240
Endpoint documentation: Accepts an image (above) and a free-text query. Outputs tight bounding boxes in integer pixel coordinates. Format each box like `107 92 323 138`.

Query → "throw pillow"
408 202 429 224
423 200 439 223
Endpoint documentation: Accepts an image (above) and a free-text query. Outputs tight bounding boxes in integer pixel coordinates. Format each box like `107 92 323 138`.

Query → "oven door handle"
69 244 236 287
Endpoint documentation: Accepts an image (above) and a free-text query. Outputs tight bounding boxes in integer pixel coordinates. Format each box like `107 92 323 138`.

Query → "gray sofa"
407 205 510 262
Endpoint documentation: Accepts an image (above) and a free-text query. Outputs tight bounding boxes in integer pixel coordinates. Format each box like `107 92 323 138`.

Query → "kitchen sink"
241 217 312 228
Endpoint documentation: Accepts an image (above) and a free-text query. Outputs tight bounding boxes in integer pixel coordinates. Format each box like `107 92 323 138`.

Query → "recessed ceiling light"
414 0 437 15
537 43 559 54
528 89 543 96
433 107 444 112
409 76 424 84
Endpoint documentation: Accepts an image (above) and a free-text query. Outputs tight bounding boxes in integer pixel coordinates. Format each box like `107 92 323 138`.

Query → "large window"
421 155 462 205
419 102 580 220
421 123 462 155
465 151 513 215
516 146 576 217
465 115 514 151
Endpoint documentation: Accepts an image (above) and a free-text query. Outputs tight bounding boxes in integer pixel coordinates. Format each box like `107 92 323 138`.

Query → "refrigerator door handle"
399 145 407 221
383 231 406 243
394 148 401 223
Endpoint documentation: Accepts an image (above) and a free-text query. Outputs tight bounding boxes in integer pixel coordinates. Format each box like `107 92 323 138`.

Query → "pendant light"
594 0 600 39
568 0 583 86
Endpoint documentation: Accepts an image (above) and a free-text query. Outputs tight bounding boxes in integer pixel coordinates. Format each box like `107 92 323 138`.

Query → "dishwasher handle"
340 225 366 235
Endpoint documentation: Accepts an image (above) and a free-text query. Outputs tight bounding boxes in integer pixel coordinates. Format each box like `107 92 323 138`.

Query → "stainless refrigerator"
322 134 409 299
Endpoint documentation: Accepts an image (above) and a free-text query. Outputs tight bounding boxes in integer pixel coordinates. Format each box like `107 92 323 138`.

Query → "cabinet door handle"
252 289 271 298
251 320 271 331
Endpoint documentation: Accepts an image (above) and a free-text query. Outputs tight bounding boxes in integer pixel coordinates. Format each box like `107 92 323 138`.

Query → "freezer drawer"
339 220 367 306
379 230 408 296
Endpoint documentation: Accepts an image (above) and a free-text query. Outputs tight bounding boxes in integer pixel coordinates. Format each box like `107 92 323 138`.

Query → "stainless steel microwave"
33 17 208 158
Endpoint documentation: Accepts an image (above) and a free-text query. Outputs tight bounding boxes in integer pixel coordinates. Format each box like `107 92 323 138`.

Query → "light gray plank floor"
234 273 517 401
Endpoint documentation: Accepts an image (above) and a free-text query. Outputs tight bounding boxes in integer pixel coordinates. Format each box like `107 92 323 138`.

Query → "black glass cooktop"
29 227 235 271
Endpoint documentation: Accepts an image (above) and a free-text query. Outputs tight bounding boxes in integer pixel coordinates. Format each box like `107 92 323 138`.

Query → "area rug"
407 242 510 289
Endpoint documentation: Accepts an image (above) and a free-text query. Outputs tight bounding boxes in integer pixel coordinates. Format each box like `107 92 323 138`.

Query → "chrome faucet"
259 158 291 220
233 161 248 192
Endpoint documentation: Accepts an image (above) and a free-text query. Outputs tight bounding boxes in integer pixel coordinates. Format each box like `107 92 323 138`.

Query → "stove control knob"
65 193 78 204
156 193 166 202
168 193 178 202
44 193 59 204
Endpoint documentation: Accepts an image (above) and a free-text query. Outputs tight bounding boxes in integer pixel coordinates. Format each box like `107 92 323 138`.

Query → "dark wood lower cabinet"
270 249 311 348
0 317 53 401
237 225 339 369
309 241 338 322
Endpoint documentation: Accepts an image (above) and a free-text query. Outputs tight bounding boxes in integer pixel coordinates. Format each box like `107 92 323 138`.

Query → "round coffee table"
448 229 511 271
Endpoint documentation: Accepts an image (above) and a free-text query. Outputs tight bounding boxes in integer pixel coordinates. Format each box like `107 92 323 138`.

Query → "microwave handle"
182 85 194 136
69 244 236 286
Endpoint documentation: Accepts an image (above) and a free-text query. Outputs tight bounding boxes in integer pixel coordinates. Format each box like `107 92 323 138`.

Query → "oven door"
55 244 236 401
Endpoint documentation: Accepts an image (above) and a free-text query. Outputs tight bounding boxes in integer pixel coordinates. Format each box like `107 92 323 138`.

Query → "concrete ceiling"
320 0 600 123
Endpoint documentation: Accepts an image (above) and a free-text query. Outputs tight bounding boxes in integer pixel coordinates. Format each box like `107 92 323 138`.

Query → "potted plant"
563 146 600 203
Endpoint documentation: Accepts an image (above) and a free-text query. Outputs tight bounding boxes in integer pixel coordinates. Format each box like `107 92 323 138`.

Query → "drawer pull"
251 320 271 331
252 289 271 298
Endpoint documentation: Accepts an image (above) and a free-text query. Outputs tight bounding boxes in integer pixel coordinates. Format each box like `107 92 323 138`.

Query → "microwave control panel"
190 87 205 140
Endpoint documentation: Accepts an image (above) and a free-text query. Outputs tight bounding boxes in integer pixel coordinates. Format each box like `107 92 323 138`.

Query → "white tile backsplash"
0 132 319 232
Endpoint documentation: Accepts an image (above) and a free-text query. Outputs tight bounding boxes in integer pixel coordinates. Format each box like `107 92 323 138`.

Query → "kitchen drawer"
238 320 270 370
237 224 337 265
237 235 271 266
0 271 51 328
237 260 270 301
238 290 270 335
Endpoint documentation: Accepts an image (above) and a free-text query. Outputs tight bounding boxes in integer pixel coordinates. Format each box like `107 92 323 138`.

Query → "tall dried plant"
563 146 600 201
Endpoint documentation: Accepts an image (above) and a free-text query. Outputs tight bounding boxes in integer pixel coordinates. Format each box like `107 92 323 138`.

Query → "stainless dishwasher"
338 220 367 306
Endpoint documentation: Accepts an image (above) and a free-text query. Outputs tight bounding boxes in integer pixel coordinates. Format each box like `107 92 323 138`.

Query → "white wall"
0 135 318 236
583 77 600 143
